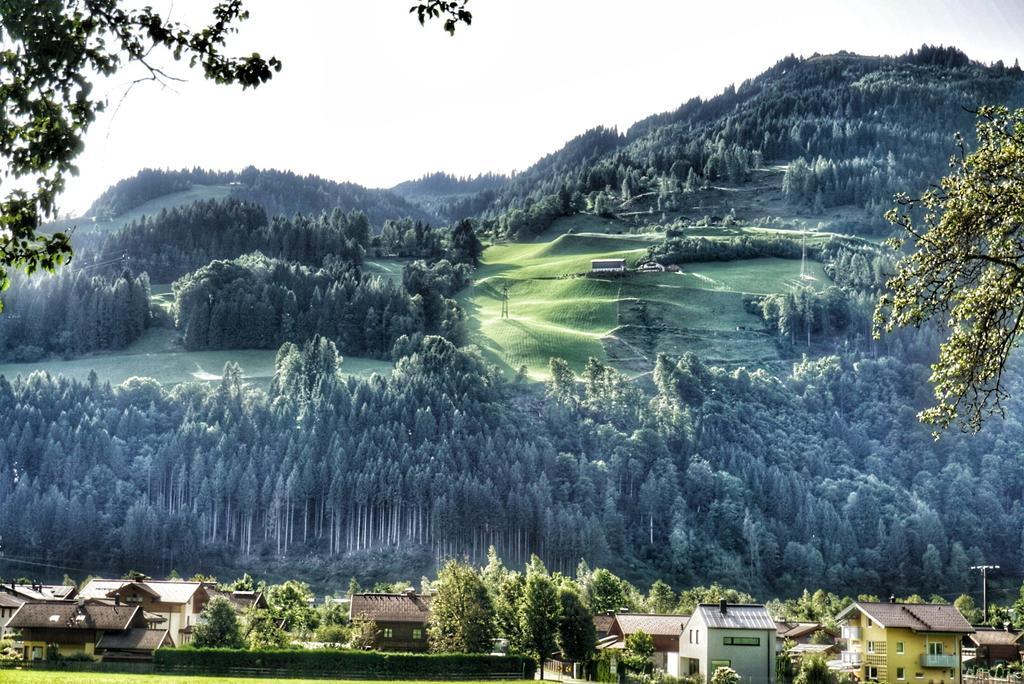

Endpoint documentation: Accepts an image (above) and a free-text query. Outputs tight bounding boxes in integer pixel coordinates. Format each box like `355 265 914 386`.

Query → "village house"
590 258 626 274
679 602 778 684
775 620 838 649
4 599 171 662
0 581 77 602
963 627 1023 670
78 579 208 646
593 612 616 640
349 590 432 652
0 592 22 635
600 613 690 676
201 584 269 613
836 599 974 684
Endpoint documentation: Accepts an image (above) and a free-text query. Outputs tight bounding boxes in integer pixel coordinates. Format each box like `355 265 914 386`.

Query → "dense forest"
1 331 1022 598
173 253 466 358
93 200 371 282
0 270 150 362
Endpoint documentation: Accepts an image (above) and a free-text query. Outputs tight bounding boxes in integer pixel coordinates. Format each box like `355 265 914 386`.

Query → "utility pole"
971 564 1000 623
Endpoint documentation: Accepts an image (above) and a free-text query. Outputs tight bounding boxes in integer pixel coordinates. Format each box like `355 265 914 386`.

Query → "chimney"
719 599 728 615
606 610 614 617
889 595 896 604
115 595 120 607
76 597 86 613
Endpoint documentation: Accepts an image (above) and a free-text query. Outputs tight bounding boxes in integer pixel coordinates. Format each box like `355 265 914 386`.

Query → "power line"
971 564 1000 622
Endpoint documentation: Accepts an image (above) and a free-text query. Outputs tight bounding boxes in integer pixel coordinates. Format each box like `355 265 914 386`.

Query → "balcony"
842 626 862 640
920 654 958 668
841 651 863 666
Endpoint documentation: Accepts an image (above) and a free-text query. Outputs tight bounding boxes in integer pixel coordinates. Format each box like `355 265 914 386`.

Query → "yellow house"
836 601 974 684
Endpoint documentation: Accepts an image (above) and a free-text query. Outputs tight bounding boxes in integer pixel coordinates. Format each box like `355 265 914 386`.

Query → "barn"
591 258 626 273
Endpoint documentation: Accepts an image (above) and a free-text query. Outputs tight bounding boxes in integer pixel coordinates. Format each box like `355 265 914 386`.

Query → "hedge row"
154 648 536 679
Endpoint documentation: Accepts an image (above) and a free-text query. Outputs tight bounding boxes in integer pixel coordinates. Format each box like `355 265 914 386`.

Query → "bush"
155 648 536 679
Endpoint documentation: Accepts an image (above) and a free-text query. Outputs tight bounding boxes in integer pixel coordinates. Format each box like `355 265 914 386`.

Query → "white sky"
58 0 1024 215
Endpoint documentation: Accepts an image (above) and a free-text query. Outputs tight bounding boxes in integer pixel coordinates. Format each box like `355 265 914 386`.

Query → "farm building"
349 591 432 652
591 258 626 273
600 613 690 676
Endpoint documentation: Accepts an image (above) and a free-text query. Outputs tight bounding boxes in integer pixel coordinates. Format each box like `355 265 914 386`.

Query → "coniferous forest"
3 46 1024 598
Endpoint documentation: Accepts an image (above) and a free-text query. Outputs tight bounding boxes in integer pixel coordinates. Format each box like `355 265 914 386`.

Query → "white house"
679 602 777 684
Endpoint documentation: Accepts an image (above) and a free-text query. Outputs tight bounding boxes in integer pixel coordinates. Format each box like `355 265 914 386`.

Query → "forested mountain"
436 47 1024 232
1 335 1021 597
83 166 438 228
390 172 508 222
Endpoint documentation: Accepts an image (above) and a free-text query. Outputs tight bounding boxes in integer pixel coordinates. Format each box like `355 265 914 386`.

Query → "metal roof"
79 579 202 605
696 604 777 631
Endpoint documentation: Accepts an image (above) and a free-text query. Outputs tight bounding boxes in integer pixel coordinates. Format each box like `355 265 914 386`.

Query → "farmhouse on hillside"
5 599 171 662
679 602 778 684
600 613 690 676
836 599 974 684
590 258 626 273
349 591 432 652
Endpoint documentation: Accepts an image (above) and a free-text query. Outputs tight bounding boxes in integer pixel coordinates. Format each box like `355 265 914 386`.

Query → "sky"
58 0 1024 215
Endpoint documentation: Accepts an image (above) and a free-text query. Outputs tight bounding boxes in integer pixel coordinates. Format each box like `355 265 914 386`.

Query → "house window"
383 628 393 639
896 642 904 654
867 618 873 627
866 666 879 681
412 629 423 640
723 636 761 646
711 660 731 674
928 643 944 656
696 630 700 644
897 668 906 680
916 674 924 679
867 641 876 654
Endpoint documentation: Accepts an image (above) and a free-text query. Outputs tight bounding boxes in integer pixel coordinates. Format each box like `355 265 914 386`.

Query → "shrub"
155 648 536 679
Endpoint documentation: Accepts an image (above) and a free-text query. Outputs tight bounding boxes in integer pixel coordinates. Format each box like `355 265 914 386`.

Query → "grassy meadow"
0 672 525 684
459 217 834 378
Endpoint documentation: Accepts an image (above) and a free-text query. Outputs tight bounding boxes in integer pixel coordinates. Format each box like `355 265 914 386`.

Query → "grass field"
458 216 835 379
0 327 394 389
48 185 235 238
0 672 524 684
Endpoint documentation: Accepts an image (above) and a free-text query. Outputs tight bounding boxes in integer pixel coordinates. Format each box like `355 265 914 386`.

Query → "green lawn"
459 220 835 378
0 672 524 684
0 327 394 389
46 185 234 238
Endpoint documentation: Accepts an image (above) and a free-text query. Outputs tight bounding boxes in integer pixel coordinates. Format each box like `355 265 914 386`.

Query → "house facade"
349 591 431 652
0 593 23 635
603 613 690 676
679 602 777 684
5 600 170 662
837 600 974 684
78 579 208 646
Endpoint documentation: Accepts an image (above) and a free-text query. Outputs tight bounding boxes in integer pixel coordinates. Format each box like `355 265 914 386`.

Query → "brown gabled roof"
775 621 837 639
838 602 974 634
97 628 172 652
203 586 269 612
594 614 615 633
79 579 203 605
0 593 24 609
349 592 431 623
6 602 140 631
969 628 1023 646
611 613 689 637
